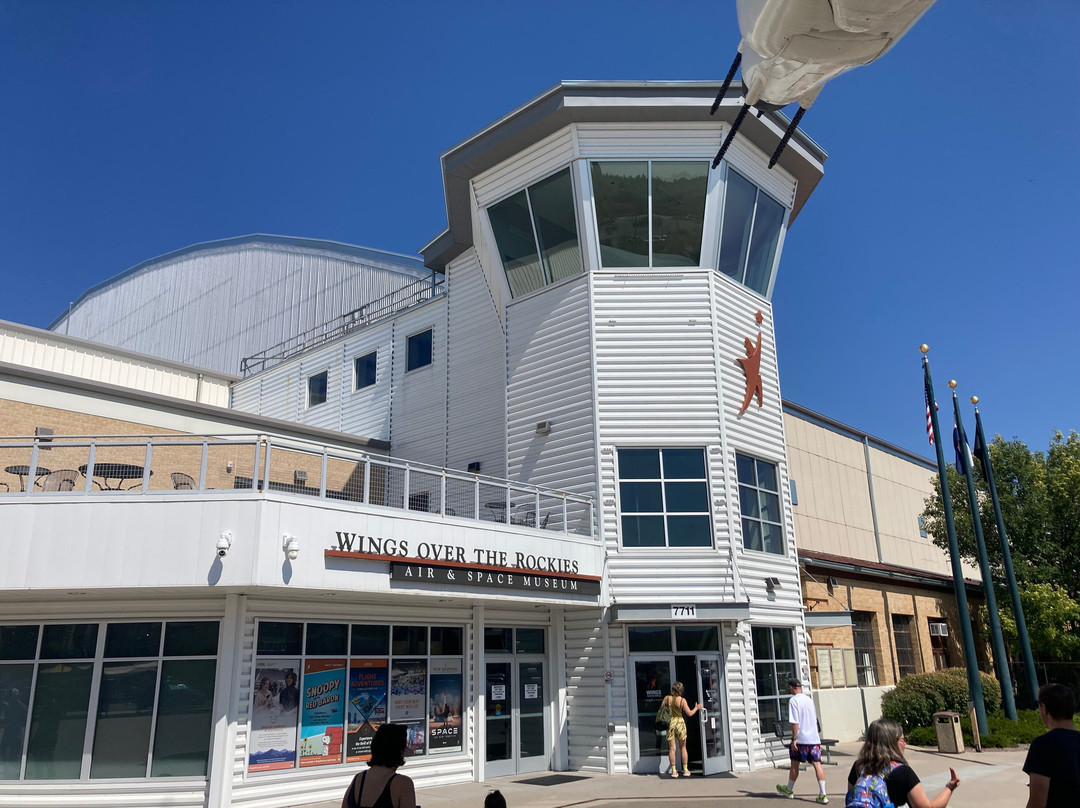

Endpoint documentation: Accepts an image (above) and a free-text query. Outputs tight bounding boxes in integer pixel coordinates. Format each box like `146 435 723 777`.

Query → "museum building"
0 81 980 808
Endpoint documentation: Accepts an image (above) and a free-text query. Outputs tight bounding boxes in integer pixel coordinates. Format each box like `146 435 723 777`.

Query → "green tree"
922 430 1080 658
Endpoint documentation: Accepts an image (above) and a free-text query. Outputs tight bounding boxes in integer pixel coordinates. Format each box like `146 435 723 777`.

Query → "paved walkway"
301 742 1030 808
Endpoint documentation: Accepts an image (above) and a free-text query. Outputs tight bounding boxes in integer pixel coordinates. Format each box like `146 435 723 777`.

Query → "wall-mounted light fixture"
765 576 781 594
283 535 300 561
535 420 552 435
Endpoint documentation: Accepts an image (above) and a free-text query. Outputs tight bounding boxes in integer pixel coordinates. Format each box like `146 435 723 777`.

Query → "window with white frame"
752 626 796 733
617 447 712 548
354 351 377 390
717 168 786 296
487 168 582 297
0 620 219 781
307 369 329 407
406 329 432 372
736 453 784 554
249 620 464 772
591 160 709 268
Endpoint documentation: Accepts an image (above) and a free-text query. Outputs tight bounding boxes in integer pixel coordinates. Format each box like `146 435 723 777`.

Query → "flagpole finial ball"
948 379 958 389
919 344 929 354
971 396 979 405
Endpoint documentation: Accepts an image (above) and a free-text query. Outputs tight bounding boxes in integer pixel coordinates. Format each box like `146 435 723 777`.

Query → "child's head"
484 789 507 808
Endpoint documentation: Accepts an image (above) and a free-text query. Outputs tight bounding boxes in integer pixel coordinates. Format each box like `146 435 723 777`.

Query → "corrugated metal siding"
564 609 615 772
0 322 231 406
445 251 507 477
386 302 449 467
54 241 428 376
505 276 597 500
472 128 577 208
723 622 752 772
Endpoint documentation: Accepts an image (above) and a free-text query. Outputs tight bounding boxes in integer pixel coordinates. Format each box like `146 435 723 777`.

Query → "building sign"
326 530 601 596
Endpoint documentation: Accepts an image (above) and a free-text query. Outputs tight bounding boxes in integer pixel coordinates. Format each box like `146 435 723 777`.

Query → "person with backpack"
845 718 960 808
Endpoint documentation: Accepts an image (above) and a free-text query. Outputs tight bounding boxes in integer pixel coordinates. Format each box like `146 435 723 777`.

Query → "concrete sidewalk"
302 743 1029 808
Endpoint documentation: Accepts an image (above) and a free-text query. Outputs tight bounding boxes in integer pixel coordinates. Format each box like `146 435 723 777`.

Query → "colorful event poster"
299 658 346 768
249 662 300 771
428 659 462 750
390 660 426 721
346 658 388 762
401 718 427 757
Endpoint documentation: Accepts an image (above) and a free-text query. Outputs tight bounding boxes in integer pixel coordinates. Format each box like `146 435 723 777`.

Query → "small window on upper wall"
406 329 432 372
488 168 582 297
591 161 709 268
717 168 787 297
307 370 329 408
736 452 784 554
354 350 377 390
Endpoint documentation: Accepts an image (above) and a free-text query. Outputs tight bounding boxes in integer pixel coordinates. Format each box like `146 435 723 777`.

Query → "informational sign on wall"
300 659 345 767
428 659 462 751
249 662 300 771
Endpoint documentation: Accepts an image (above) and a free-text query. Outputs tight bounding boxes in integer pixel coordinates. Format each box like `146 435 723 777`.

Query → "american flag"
924 388 936 445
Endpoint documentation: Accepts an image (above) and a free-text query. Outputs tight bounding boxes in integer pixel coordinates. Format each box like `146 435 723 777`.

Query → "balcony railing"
0 433 594 538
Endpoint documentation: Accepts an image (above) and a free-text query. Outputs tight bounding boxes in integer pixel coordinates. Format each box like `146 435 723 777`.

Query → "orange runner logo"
736 310 764 416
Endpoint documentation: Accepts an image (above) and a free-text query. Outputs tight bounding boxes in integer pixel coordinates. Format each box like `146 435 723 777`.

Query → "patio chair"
42 469 80 492
171 472 196 490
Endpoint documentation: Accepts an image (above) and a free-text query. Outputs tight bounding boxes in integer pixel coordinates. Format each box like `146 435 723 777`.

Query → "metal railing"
0 433 594 538
240 273 446 375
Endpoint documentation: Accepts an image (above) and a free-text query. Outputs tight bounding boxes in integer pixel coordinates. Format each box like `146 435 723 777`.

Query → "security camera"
217 532 233 557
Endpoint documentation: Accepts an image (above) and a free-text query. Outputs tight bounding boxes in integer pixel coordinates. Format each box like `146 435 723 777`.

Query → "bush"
881 668 1003 731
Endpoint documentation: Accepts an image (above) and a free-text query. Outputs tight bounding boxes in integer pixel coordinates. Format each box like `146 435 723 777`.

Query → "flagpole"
952 386 1016 720
921 346 988 736
972 397 1039 706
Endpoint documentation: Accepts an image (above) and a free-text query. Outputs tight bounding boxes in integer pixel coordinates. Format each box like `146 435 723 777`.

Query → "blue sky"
2 1 1077 458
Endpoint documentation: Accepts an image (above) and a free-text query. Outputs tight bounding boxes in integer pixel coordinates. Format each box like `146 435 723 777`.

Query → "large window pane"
25 662 94 779
530 169 582 282
593 162 649 267
430 627 462 656
667 515 712 546
257 622 301 655
489 190 544 296
151 659 216 777
306 623 348 656
744 192 784 294
651 162 708 267
663 448 706 479
620 481 662 512
621 515 664 547
628 626 672 653
675 626 718 652
105 622 161 659
164 622 219 657
0 664 32 779
618 448 660 478
40 624 97 660
406 330 433 372
91 661 158 778
665 481 707 512
351 625 389 656
718 170 756 280
0 626 39 660
392 626 427 656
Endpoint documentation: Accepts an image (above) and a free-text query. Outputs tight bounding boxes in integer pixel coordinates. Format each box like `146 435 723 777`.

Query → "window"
852 613 879 686
488 168 582 297
752 626 796 733
737 453 784 554
251 620 464 771
1 620 219 781
917 516 928 538
591 161 709 268
406 329 432 372
718 169 786 296
354 351 377 390
928 619 950 670
892 614 917 678
307 370 328 408
617 447 711 548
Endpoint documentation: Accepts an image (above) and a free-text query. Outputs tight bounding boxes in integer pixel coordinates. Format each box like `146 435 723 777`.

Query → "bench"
772 721 839 766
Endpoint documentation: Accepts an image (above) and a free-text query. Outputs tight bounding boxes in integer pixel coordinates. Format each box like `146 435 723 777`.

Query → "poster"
428 659 462 750
346 658 388 762
401 719 427 757
390 659 426 721
299 658 346 767
249 662 300 771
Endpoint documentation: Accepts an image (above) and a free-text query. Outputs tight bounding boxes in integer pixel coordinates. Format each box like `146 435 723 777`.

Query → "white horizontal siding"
506 276 596 500
445 251 507 477
387 301 449 467
472 128 577 208
564 610 614 772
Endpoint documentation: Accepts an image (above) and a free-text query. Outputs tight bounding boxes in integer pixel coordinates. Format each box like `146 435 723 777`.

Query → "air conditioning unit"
929 622 949 637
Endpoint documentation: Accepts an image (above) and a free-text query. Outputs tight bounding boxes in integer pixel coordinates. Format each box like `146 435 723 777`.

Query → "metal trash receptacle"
933 711 964 753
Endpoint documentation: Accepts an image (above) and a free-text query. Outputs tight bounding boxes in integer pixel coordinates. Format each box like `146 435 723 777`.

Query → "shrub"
881 668 1004 731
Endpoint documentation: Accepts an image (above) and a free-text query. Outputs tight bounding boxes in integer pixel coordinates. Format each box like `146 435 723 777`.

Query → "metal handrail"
0 432 594 538
240 273 446 376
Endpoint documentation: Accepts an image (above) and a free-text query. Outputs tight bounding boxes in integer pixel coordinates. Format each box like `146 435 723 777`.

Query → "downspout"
863 437 884 563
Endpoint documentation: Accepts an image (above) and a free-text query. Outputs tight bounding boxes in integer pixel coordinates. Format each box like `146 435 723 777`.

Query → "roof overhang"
422 80 827 270
804 610 853 628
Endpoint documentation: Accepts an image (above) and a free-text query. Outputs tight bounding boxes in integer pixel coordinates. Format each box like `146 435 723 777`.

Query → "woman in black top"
342 723 417 808
847 719 959 808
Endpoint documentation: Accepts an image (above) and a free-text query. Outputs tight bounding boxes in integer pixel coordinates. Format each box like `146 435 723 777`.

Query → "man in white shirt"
777 679 828 803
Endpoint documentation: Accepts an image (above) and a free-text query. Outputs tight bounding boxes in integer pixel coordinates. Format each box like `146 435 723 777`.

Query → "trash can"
933 711 964 753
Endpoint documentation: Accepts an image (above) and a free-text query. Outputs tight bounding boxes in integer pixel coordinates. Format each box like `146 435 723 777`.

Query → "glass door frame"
482 651 550 778
630 656 674 774
696 653 730 775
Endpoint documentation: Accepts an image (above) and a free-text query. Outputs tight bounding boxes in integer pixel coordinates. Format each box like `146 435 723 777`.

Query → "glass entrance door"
631 658 673 774
696 655 729 774
483 627 549 778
